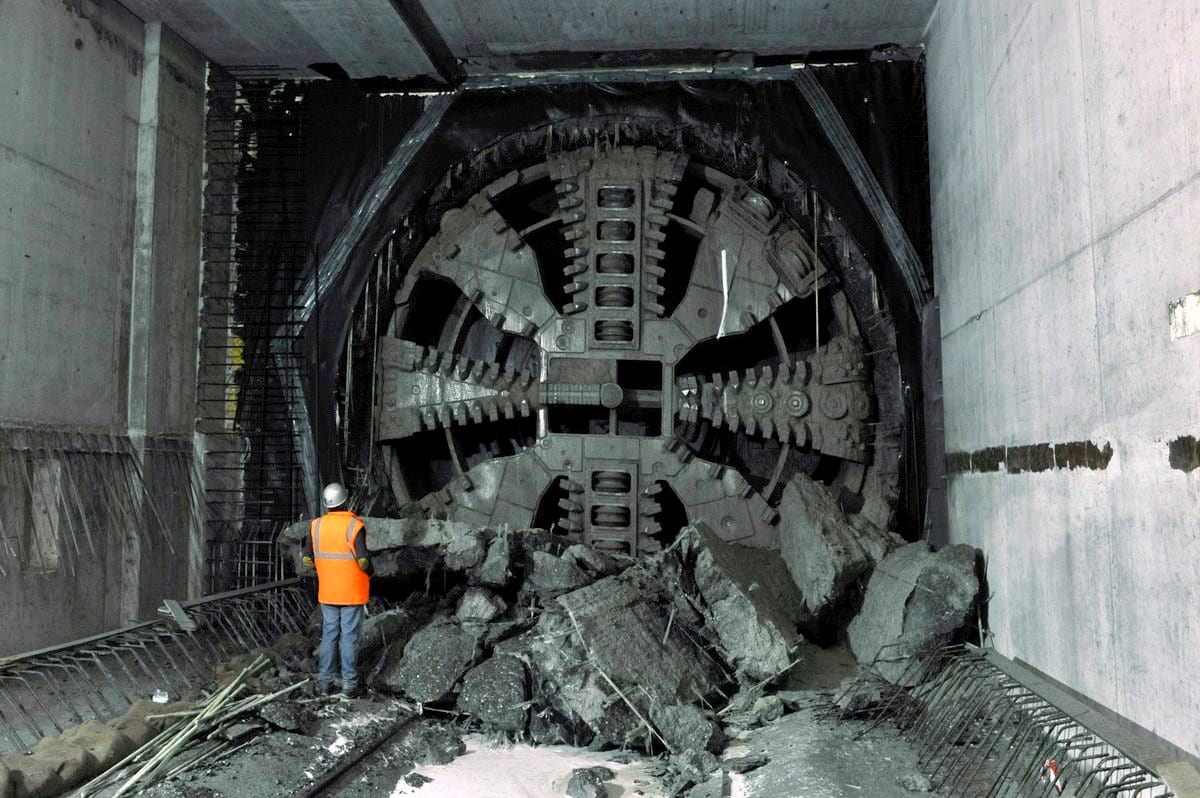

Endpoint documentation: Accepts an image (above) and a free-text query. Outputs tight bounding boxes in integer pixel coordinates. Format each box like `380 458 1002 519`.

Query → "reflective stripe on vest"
310 512 369 605
312 517 357 560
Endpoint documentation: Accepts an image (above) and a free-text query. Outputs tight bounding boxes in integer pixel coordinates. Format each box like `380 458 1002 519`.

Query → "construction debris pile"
0 638 312 798
279 514 983 795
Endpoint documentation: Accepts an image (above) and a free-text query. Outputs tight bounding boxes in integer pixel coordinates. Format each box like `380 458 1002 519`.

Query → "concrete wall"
927 0 1200 758
0 0 206 653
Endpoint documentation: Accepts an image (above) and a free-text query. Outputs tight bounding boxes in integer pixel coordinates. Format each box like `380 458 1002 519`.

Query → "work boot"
311 682 335 698
342 684 365 699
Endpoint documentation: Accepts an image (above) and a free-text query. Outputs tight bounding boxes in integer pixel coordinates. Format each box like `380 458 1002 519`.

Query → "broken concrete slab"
510 571 725 749
472 533 514 587
524 550 591 598
360 605 433 661
457 655 529 731
377 617 480 702
277 516 489 578
648 702 724 754
444 529 488 571
455 587 506 624
681 524 802 681
777 474 877 618
847 542 981 684
563 544 620 579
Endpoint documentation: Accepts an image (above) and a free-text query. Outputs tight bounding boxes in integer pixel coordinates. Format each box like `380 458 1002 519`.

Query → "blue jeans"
318 604 364 690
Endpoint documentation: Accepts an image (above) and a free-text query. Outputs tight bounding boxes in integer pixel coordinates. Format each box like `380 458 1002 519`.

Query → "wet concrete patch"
1168 435 1199 472
946 439 1113 475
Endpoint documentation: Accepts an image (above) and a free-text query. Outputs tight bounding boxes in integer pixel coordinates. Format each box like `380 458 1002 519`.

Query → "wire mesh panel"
198 69 309 592
0 581 310 757
835 645 1176 798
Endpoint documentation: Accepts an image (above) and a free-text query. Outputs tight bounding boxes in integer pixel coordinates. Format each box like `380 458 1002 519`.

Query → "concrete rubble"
273 514 982 795
847 542 982 684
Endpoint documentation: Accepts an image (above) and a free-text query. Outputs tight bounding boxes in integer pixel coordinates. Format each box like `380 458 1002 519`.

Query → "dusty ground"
721 696 935 798
121 644 937 798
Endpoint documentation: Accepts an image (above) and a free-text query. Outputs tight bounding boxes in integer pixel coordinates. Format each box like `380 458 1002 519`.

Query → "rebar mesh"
198 69 309 591
0 580 310 757
834 645 1176 797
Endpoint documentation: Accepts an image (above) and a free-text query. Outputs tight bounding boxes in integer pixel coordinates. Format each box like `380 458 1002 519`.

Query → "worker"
301 482 374 697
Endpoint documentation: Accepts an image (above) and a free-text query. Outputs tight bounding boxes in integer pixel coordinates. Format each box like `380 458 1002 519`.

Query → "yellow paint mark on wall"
225 334 244 430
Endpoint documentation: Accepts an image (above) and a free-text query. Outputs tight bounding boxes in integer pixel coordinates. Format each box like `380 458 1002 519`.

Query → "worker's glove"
301 554 315 570
357 557 375 576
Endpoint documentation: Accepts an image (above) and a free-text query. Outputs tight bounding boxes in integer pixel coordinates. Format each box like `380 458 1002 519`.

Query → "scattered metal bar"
0 579 310 757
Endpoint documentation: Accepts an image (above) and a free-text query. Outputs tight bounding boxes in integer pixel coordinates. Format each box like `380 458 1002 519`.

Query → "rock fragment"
2 754 63 798
258 701 314 732
565 765 614 798
473 533 514 587
513 571 722 747
58 720 135 768
649 702 724 754
359 606 431 660
455 587 506 623
378 617 480 702
525 550 591 598
458 656 529 731
31 736 98 785
563 544 620 578
682 524 802 680
777 474 875 618
847 542 981 684
444 529 488 571
898 771 933 792
277 517 487 578
723 753 768 774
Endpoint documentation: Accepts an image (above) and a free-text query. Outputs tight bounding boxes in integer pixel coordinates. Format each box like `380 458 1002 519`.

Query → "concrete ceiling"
121 0 936 80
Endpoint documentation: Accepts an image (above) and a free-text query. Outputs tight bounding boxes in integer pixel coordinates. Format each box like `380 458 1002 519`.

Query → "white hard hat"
322 482 349 509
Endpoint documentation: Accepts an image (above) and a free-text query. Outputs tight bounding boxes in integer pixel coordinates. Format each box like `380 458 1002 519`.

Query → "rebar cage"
835 645 1178 798
0 580 311 757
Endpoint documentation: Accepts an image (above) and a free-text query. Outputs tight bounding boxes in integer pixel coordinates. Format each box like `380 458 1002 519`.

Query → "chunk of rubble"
562 544 620 578
777 474 902 618
472 533 514 587
723 753 769 774
681 524 803 681
524 550 591 598
457 655 529 731
455 587 506 624
377 617 480 702
648 702 724 754
847 542 981 684
444 528 488 571
391 722 467 766
277 517 488 579
258 701 315 733
566 765 615 798
58 720 135 768
360 604 433 661
509 571 723 749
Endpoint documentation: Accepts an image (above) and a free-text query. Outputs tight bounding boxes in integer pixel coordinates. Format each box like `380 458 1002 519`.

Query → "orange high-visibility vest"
310 511 370 605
